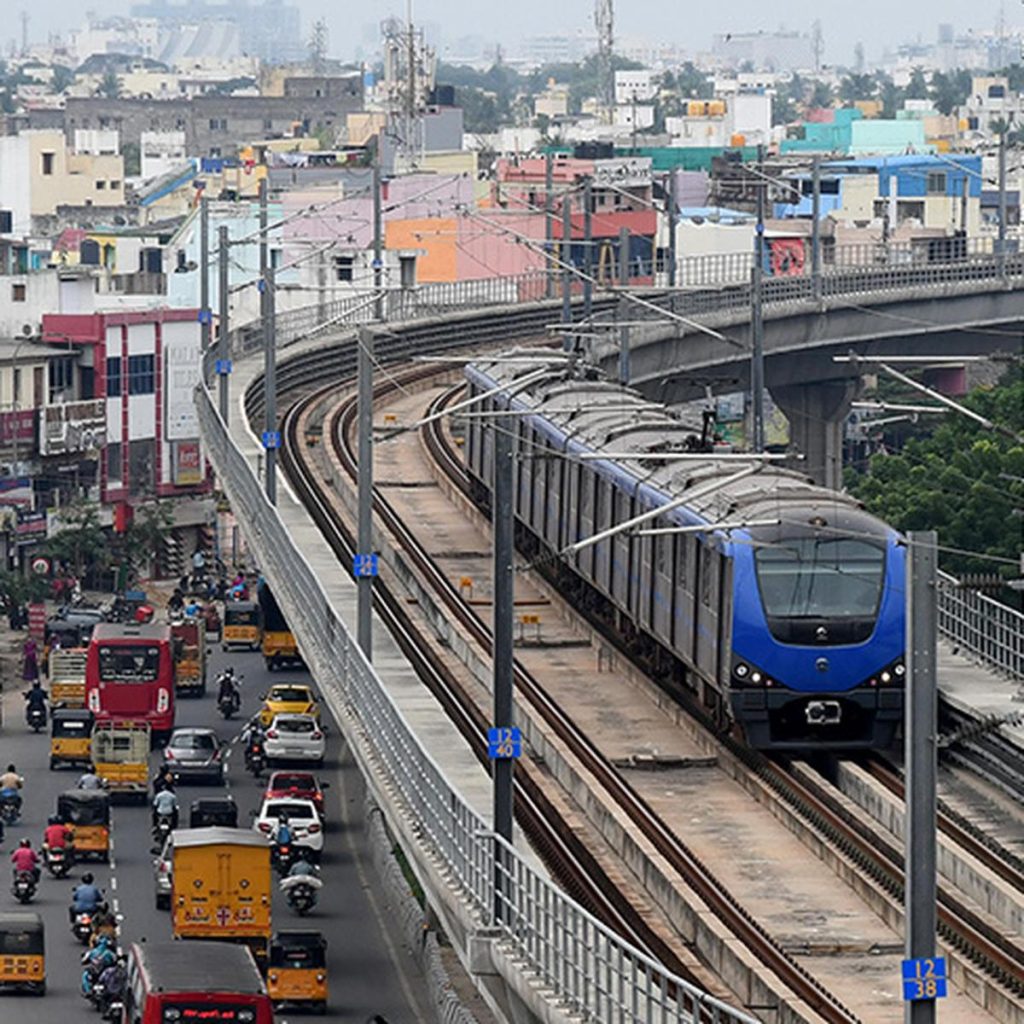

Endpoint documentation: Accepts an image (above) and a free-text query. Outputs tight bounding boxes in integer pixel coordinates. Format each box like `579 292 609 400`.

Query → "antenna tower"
595 0 614 124
309 19 328 76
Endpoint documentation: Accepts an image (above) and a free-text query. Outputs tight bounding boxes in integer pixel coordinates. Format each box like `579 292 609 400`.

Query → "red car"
263 770 328 818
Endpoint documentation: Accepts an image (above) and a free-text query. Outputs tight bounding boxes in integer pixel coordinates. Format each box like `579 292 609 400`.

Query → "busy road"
0 631 434 1023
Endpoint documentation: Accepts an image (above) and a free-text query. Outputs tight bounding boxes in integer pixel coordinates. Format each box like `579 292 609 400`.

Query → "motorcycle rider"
217 668 240 711
89 903 118 945
152 785 179 830
0 764 24 814
81 933 116 997
70 873 104 923
43 815 74 861
11 838 40 884
151 765 176 797
23 681 48 725
96 954 128 1016
78 769 104 790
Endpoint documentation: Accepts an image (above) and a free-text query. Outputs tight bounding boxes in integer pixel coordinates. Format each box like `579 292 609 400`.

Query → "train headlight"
880 671 891 683
894 663 905 677
734 663 749 679
750 671 762 684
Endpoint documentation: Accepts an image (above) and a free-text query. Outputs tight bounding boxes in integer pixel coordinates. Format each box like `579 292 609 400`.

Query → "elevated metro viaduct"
589 277 1023 489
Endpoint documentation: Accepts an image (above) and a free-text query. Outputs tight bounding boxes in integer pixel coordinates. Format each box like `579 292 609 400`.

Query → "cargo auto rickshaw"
49 709 94 770
0 912 45 996
57 789 110 862
222 601 260 651
266 931 327 1014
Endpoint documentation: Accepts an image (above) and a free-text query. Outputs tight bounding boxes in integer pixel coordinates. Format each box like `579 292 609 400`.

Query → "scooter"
25 704 47 732
44 845 72 878
280 871 322 915
151 811 175 852
270 839 296 877
71 910 94 944
11 870 36 904
244 740 265 776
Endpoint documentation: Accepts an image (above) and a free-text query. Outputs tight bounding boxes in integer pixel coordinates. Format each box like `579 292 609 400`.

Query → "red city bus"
123 940 273 1024
86 623 175 741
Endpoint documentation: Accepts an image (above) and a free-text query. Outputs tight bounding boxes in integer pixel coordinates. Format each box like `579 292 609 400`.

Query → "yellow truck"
91 721 151 800
48 649 87 708
171 828 271 965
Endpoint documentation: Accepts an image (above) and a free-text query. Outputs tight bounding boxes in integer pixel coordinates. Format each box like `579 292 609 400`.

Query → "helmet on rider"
19 838 30 848
82 872 94 884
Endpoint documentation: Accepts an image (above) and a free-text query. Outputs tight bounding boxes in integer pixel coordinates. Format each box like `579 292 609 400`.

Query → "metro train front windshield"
754 537 885 619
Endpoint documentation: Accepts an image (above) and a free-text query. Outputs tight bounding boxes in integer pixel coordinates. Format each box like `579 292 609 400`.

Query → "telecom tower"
595 0 614 124
380 4 435 170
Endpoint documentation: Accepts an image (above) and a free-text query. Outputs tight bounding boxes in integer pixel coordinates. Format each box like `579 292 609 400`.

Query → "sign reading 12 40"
901 957 948 1001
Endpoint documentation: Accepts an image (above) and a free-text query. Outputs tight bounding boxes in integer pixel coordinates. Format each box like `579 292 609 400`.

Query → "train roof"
467 350 878 532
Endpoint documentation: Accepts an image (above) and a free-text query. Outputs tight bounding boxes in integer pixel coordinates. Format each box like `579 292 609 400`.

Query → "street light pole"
199 196 211 353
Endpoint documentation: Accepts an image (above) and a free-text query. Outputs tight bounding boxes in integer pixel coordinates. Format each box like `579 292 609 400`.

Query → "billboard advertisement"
173 440 203 486
39 400 106 456
164 320 202 441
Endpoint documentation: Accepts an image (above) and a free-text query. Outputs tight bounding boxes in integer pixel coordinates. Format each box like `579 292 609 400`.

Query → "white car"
263 713 326 765
253 797 324 855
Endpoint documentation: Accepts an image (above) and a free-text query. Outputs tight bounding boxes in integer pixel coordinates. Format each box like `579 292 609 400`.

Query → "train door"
717 553 734 690
673 534 696 662
578 467 596 579
611 489 632 610
694 543 723 679
516 420 531 520
651 528 674 645
545 444 563 550
593 475 612 596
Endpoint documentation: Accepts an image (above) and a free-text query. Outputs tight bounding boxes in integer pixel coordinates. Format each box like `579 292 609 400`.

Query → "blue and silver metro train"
463 350 905 751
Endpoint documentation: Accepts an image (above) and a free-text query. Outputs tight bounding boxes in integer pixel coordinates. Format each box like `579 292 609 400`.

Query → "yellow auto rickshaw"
222 601 261 651
49 709 94 771
57 790 110 863
0 912 45 996
266 931 327 1013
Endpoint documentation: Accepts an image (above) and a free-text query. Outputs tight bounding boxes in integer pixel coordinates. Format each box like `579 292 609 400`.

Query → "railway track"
317 372 863 1024
278 371 717 996
416 381 1024 1004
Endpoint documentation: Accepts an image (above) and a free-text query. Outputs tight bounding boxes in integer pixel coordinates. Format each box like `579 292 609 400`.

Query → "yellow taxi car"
258 684 320 728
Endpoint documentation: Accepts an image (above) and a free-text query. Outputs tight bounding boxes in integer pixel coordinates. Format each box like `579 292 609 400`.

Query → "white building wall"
729 94 772 142
0 136 31 236
614 70 656 104
140 132 188 181
74 130 120 155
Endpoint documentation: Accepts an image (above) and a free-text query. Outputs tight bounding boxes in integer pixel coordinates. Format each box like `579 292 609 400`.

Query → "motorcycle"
11 869 36 904
270 839 296 877
44 845 72 878
151 811 175 851
218 689 240 720
0 793 21 825
71 910 94 945
280 871 322 915
25 704 47 732
244 740 265 776
81 948 116 1002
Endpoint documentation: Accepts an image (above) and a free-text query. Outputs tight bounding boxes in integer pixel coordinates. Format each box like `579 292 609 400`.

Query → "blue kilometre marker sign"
353 553 379 578
487 727 522 759
902 957 947 1001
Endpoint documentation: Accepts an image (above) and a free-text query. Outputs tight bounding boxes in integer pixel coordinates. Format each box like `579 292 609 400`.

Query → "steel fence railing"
938 571 1024 680
195 382 759 1024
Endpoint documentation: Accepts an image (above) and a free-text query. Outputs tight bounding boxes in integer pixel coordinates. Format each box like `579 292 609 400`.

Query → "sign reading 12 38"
902 957 947 1001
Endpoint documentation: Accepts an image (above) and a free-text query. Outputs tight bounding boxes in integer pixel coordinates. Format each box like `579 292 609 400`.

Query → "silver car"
162 727 225 784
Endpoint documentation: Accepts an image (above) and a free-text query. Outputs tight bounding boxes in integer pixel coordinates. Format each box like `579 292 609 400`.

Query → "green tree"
98 70 120 98
846 368 1024 578
905 66 929 100
878 74 902 118
810 80 834 108
44 501 110 583
839 73 876 103
51 64 75 93
0 567 49 609
122 141 141 176
930 69 972 115
122 498 175 580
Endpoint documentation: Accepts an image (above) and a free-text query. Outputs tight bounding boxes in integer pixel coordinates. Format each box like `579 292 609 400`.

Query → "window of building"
41 152 54 175
49 357 75 403
127 354 155 395
209 147 222 158
110 180 121 190
263 118 274 131
128 439 155 495
106 357 122 397
208 118 227 131
106 442 122 483
12 283 25 302
96 180 106 190
270 249 282 270
333 255 354 281
12 368 21 404
926 172 947 194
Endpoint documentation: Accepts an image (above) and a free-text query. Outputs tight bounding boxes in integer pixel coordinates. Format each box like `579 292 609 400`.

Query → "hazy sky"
16 0 1016 65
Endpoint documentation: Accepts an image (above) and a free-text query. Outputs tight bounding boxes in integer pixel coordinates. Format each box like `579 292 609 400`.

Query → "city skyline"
12 0 1023 66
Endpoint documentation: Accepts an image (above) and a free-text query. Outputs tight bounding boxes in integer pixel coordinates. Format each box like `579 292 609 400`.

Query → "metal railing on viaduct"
197 243 1022 1024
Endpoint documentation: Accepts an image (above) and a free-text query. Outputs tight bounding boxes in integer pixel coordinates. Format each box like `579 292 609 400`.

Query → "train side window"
656 531 669 575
